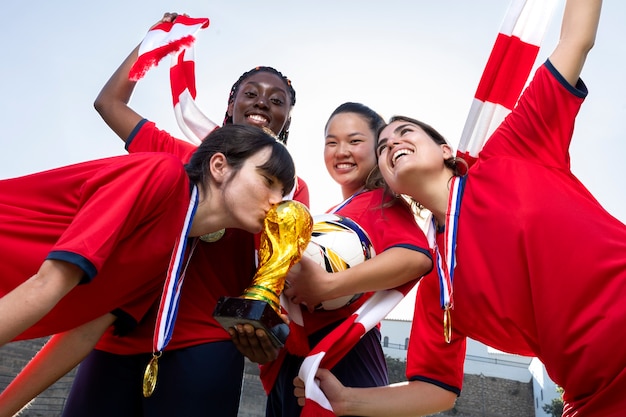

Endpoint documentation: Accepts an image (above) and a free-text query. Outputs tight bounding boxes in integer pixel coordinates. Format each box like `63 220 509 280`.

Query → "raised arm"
0 314 115 417
94 13 179 142
549 0 602 85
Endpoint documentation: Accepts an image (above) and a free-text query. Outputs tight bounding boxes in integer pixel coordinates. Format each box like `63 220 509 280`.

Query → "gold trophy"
213 200 313 347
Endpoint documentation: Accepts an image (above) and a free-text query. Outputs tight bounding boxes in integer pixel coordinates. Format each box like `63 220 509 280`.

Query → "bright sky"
2 1 625 317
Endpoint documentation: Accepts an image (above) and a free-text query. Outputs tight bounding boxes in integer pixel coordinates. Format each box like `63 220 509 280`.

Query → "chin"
248 223 263 234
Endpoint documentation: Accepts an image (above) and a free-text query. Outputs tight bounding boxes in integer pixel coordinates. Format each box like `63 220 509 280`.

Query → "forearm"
339 380 456 417
93 44 143 141
331 248 430 298
0 314 115 417
550 0 602 84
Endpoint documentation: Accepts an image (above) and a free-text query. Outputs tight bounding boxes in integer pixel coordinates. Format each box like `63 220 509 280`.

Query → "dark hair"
186 124 295 195
223 66 296 144
326 102 388 192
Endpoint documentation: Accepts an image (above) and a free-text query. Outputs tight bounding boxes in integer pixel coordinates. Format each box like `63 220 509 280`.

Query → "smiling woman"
225 66 297 144
255 102 434 416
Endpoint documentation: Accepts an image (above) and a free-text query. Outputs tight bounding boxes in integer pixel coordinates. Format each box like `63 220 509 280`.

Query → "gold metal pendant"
199 229 226 243
443 308 452 344
142 352 161 397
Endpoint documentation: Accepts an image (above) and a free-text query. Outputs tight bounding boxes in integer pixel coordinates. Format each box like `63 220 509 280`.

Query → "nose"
269 188 283 205
254 95 269 109
387 136 401 151
336 141 350 156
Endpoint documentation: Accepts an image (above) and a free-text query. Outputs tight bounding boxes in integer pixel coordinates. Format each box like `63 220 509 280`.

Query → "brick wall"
1 342 533 417
0 338 77 416
430 374 535 417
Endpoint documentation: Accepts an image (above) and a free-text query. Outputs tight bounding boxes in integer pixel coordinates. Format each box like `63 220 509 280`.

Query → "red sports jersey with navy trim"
301 188 432 335
96 120 309 354
407 61 626 417
0 153 192 340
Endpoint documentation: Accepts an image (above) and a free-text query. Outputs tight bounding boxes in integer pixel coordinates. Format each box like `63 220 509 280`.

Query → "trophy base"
213 296 289 348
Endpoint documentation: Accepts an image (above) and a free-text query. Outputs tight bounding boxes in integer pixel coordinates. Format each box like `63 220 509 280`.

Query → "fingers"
229 323 280 363
293 376 306 406
161 12 179 22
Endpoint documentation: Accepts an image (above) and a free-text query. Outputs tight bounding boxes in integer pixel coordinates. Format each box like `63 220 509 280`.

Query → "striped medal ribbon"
143 185 199 397
432 175 466 343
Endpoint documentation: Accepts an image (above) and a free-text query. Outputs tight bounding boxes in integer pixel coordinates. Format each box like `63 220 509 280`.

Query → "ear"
441 144 454 159
209 152 230 185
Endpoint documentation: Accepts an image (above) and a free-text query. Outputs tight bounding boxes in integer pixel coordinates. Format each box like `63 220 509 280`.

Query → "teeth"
392 149 413 165
336 163 354 170
248 114 269 123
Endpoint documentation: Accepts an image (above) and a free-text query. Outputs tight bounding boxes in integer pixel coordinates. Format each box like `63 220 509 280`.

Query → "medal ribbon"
328 189 365 214
431 175 466 342
153 185 199 353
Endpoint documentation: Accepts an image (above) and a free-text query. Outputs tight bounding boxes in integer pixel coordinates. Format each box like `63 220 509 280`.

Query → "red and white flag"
456 0 558 166
298 1 559 415
128 15 215 145
298 282 416 417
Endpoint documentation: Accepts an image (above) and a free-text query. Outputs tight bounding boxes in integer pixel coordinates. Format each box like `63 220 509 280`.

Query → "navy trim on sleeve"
46 251 97 284
111 308 139 336
125 118 149 151
408 375 461 397
544 59 588 98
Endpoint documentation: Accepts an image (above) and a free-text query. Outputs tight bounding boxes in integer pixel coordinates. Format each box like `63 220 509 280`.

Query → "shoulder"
108 153 188 194
127 119 196 160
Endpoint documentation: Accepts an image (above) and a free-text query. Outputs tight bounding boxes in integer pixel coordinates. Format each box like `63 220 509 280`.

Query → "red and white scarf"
456 0 558 167
299 1 558 415
129 15 215 145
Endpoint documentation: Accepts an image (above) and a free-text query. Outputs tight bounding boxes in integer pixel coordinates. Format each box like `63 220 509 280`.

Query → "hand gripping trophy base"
213 296 289 347
213 200 313 348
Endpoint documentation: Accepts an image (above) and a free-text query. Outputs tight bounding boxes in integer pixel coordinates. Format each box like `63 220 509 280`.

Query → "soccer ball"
303 214 375 310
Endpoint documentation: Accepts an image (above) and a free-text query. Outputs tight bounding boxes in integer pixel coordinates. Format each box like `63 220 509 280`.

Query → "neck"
189 185 230 237
409 174 455 225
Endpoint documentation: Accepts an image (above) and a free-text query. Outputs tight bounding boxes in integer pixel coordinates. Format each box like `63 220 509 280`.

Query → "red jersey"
407 62 626 417
0 153 192 340
301 189 432 334
96 121 309 354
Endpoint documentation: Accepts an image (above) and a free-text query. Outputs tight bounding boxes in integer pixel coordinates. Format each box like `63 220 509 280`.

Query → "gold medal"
199 228 225 243
443 308 452 343
142 352 161 397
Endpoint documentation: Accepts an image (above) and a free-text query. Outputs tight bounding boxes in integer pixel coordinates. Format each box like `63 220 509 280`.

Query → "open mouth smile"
391 149 414 167
247 114 270 125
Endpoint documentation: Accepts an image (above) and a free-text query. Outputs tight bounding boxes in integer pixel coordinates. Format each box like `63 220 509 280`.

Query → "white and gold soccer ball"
303 214 375 310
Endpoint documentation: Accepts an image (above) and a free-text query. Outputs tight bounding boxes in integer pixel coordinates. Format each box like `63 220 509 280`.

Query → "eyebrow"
241 81 287 95
392 123 413 134
378 123 414 144
327 131 368 140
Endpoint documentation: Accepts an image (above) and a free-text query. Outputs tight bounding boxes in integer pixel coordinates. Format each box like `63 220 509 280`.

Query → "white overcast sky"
2 0 625 218
2 1 625 319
